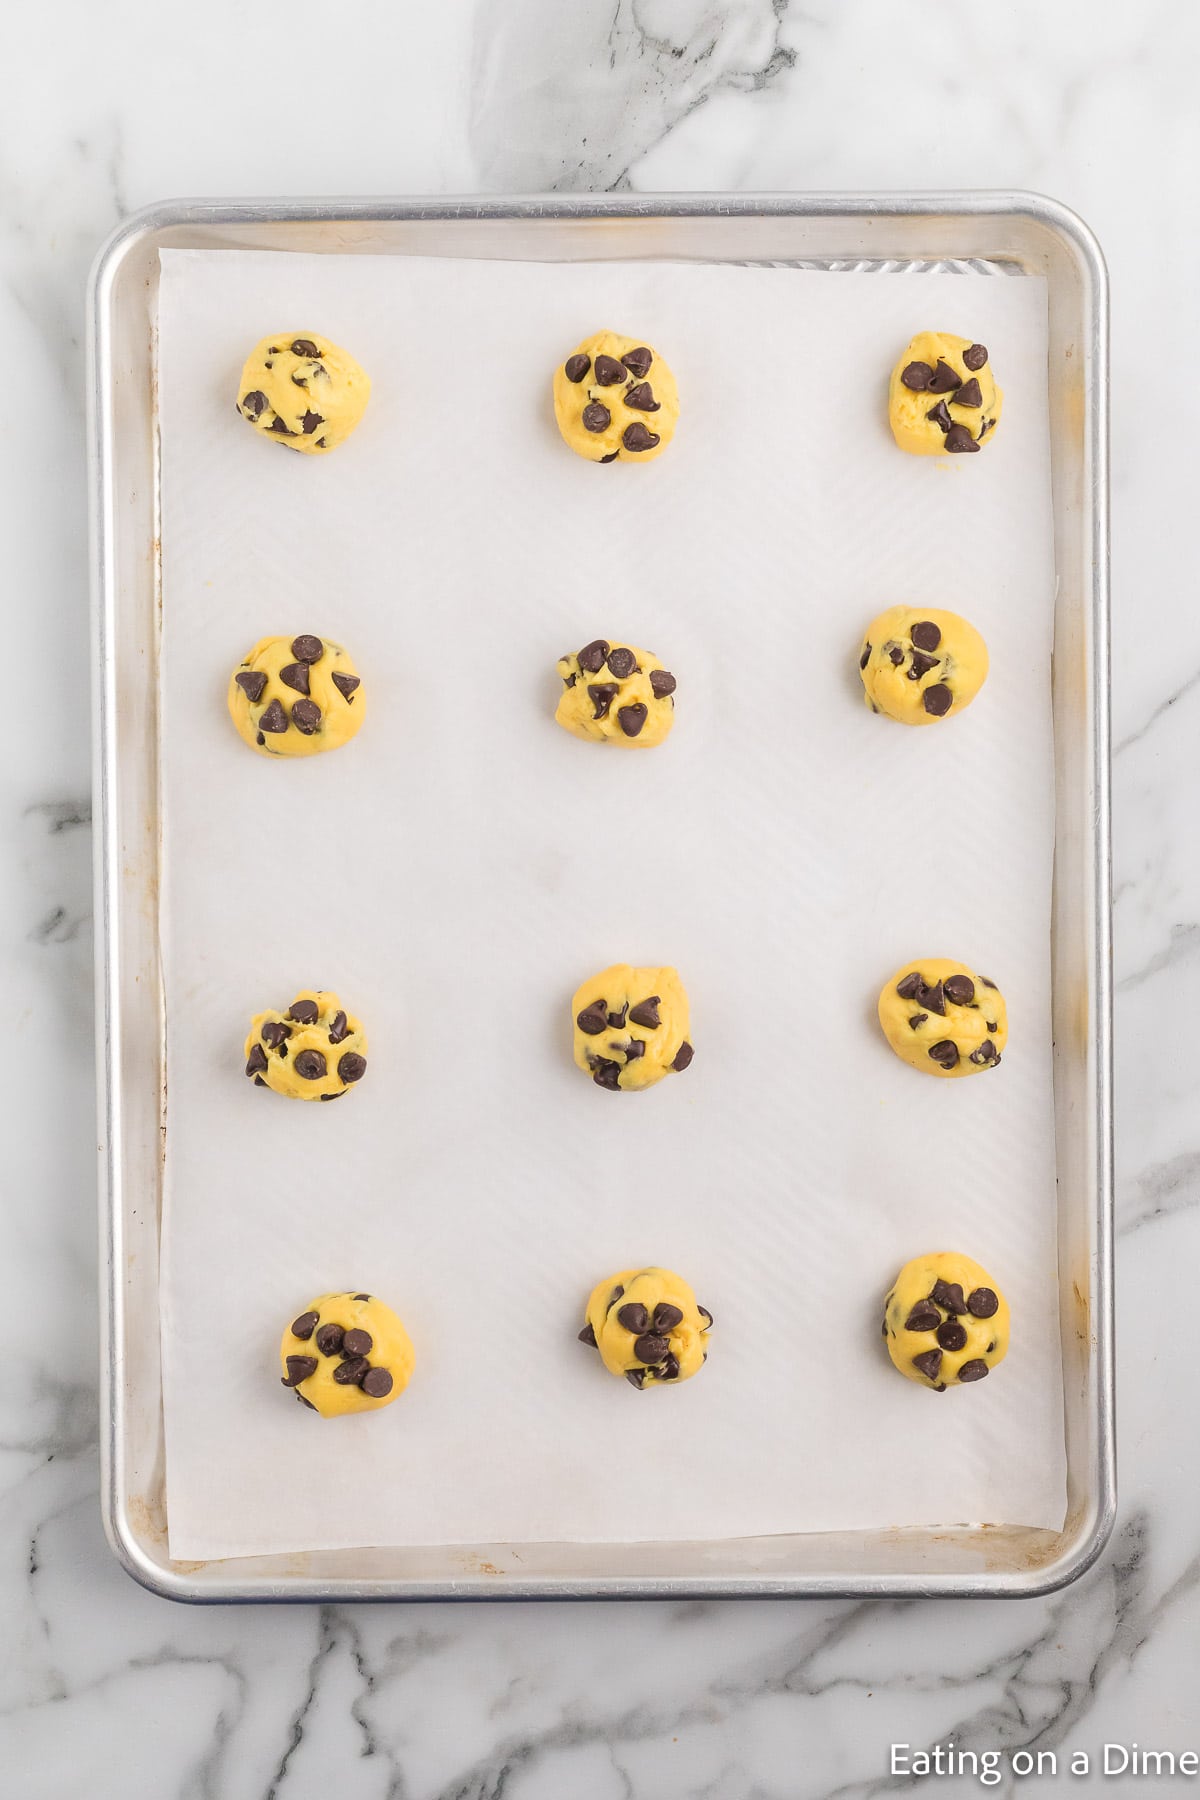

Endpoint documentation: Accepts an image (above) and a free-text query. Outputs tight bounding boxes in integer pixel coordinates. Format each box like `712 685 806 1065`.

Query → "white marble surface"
1 0 1196 1792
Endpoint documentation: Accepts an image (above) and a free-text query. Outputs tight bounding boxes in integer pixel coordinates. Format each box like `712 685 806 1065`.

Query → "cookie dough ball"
888 333 1002 455
882 1253 1010 1390
878 959 1007 1079
553 332 678 463
245 991 368 1100
281 1291 415 1415
858 606 988 725
572 964 693 1092
578 1267 712 1389
236 333 370 454
555 638 677 747
228 635 365 758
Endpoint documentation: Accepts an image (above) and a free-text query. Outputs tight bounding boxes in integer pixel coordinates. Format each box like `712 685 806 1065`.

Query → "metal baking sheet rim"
89 192 1113 1603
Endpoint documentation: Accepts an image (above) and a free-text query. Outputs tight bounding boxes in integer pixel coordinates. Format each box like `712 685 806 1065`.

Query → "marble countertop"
3 0 1196 1792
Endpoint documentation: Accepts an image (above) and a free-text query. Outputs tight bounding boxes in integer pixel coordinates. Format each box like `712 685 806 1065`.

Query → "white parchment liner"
156 249 1064 1558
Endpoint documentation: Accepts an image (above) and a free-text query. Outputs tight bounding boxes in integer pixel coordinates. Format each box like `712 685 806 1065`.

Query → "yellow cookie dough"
888 332 1002 455
579 1267 712 1389
236 332 370 454
882 1253 1010 1391
878 959 1007 1079
245 990 368 1100
572 964 693 1092
555 637 677 746
228 634 365 758
281 1291 415 1416
553 331 678 463
858 606 988 725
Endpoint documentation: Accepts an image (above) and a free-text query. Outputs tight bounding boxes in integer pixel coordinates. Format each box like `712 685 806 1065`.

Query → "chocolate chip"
926 399 953 433
981 976 998 989
261 1021 292 1049
944 974 975 1006
698 1306 713 1329
279 661 310 695
653 1303 684 1332
245 1043 268 1076
606 1004 628 1029
979 417 995 437
333 1355 370 1385
957 1358 990 1383
944 424 980 454
316 1323 345 1356
919 981 946 1016
291 635 324 663
931 1279 966 1314
963 343 988 371
908 649 938 680
928 1039 959 1070
622 1039 646 1060
969 1041 998 1065
591 1057 622 1090
985 1020 998 1033
327 1011 349 1045
672 1041 694 1072
621 346 653 377
593 354 626 386
859 644 871 671
622 423 660 452
606 646 637 678
908 1013 929 1029
301 411 324 434
626 1368 647 1389
888 645 905 665
288 999 319 1023
617 703 648 738
953 377 982 409
254 1075 267 1086
331 671 360 702
927 359 963 394
563 673 577 688
600 452 619 463
342 1328 373 1357
256 733 265 746
291 339 320 357
910 621 941 653
361 1367 393 1398
967 1286 999 1318
896 973 923 1000
588 682 619 720
235 669 267 703
296 1392 318 1410
904 1303 941 1333
649 669 676 698
900 361 933 391
291 1310 319 1340
660 1352 681 1381
291 699 321 734
258 698 288 733
577 1004 608 1036
623 382 660 412
268 418 296 436
578 639 610 674
294 1049 327 1080
283 1355 318 1387
629 997 661 1028
923 684 953 717
634 1333 670 1364
353 1294 371 1302
912 1349 943 1380
337 1051 367 1083
241 390 269 418
616 1303 649 1334
578 1321 598 1346
564 353 590 382
937 1319 968 1352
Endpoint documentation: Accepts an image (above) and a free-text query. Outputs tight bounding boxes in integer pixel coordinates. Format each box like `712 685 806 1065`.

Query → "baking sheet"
156 248 1064 1560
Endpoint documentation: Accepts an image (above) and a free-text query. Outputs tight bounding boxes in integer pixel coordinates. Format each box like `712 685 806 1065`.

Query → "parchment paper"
156 247 1064 1559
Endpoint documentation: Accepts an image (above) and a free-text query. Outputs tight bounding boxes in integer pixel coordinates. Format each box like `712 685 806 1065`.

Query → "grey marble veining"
1 0 1197 1793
